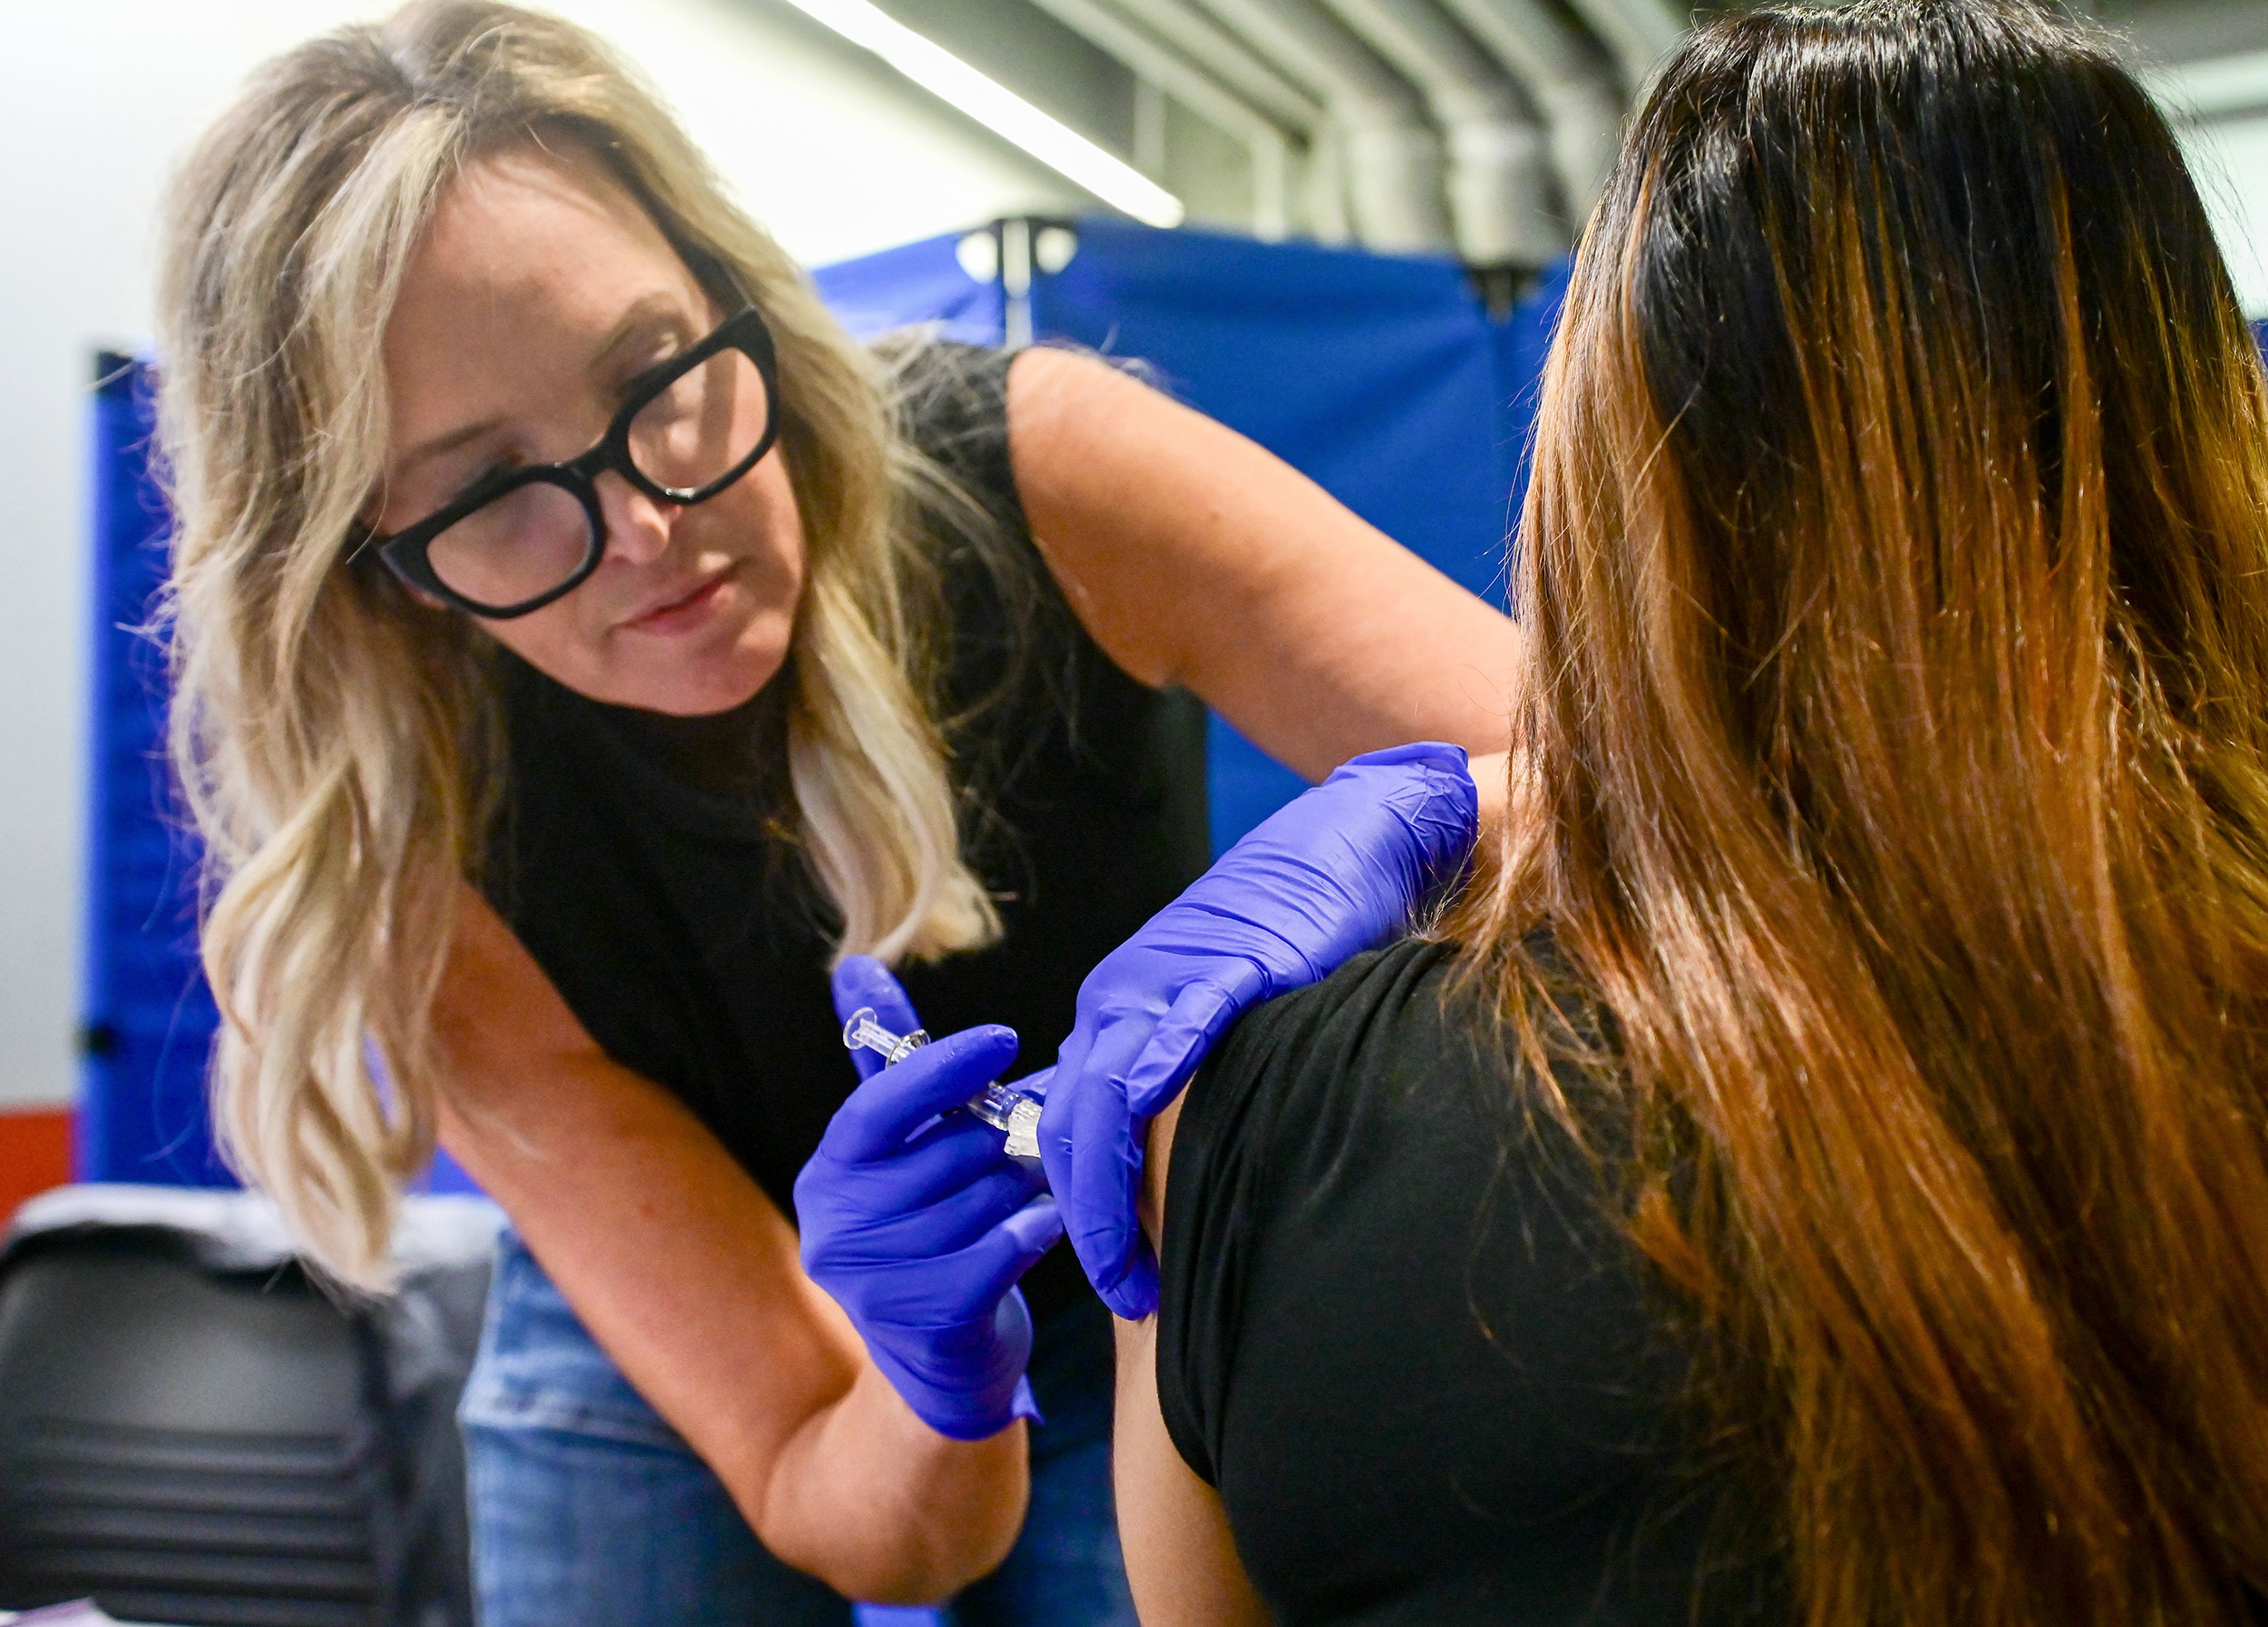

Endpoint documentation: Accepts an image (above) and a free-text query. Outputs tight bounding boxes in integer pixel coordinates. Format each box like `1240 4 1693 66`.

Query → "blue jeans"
459 1231 1137 1627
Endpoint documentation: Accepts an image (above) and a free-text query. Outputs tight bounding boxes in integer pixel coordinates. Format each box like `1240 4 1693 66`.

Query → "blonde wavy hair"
158 0 1001 1287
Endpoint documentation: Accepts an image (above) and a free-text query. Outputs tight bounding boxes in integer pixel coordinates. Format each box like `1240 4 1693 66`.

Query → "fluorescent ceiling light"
780 0 1187 228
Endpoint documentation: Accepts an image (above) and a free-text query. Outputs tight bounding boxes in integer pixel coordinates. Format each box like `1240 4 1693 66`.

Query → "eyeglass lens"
423 343 773 610
426 483 591 611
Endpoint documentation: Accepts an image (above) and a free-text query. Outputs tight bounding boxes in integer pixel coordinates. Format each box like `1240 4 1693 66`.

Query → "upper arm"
432 885 862 1501
1107 1095 1269 1627
1113 1310 1269 1627
1006 347 1518 783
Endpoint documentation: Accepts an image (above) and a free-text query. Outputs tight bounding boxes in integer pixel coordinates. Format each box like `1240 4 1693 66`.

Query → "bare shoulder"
1004 342 1146 410
1001 346 1184 515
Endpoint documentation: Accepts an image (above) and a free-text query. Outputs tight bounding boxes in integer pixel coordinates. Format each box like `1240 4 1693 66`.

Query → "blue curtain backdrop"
82 358 229 1187
84 221 1563 1187
814 230 1007 347
80 365 487 1192
82 220 2265 1196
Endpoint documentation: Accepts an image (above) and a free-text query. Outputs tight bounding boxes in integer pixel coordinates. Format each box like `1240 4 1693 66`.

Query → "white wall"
0 0 1080 1110
2181 115 2268 320
2151 48 2268 320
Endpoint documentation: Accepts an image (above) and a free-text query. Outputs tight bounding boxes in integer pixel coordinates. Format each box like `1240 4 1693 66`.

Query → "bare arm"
1008 347 1516 811
433 884 1027 1604
1115 1313 1267 1627
1109 1093 1269 1626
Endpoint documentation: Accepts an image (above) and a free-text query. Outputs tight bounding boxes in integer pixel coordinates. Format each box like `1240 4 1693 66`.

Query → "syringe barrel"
965 1082 1045 1160
843 1007 1044 1162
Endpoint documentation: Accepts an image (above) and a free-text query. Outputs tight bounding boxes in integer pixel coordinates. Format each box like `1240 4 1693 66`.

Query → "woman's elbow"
739 1431 1031 1605
797 1505 1024 1607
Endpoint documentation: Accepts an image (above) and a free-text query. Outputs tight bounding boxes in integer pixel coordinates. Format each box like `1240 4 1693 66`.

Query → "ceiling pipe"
1322 0 1566 266
1106 0 1350 237
1435 0 1624 217
1023 0 1304 237
1563 0 1690 96
1192 0 1457 255
1100 0 1327 135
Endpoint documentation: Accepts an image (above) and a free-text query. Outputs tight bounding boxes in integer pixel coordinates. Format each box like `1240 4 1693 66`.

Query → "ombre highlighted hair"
1456 1 2268 1622
158 0 1003 1287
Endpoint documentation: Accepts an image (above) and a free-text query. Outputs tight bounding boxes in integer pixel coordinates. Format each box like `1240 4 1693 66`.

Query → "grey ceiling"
839 0 2268 263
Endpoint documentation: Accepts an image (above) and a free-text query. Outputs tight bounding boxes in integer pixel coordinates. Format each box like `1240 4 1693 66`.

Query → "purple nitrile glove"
1032 742 1478 1319
795 956 1059 1441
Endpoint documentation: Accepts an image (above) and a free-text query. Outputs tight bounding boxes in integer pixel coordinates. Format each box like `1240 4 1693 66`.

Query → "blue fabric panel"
811 231 1003 345
1030 219 1562 851
82 359 227 1186
81 363 484 1196
1491 257 1572 611
1034 219 1516 597
75 232 1571 1187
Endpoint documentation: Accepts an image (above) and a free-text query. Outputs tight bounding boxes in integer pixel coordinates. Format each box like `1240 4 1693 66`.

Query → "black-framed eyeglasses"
361 305 780 620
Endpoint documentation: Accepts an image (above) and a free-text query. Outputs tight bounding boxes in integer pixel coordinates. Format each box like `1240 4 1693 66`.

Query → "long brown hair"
1455 2 2268 1621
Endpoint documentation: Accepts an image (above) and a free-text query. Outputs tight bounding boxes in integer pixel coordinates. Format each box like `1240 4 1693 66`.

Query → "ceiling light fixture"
780 0 1187 229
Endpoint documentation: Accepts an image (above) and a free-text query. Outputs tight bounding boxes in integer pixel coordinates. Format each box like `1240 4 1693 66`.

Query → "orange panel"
0 1109 73 1226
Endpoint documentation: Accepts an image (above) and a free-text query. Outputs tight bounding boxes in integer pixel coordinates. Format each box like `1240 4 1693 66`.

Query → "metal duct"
1106 0 1351 237
1324 0 1565 266
1436 0 1624 216
1192 0 1456 254
1023 0 1305 237
1299 128 1354 243
1100 0 1327 134
1563 0 1690 95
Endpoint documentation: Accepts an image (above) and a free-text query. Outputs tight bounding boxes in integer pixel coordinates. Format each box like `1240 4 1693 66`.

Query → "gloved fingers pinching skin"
1057 978 1250 1317
1070 1085 1152 1318
1038 743 1480 1320
1037 1017 1155 1317
1121 975 1253 1117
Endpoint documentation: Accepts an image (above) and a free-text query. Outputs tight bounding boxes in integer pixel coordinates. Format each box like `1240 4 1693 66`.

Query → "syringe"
842 1008 1045 1161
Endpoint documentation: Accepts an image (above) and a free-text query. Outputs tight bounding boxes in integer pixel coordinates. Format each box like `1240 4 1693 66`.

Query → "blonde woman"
157 2 1515 1622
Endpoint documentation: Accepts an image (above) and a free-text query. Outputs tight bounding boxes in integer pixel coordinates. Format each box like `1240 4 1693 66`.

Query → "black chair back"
0 1189 497 1627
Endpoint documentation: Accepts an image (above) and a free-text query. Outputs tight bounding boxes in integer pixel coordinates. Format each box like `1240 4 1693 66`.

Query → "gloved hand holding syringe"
842 1007 1045 1161
803 954 1057 1441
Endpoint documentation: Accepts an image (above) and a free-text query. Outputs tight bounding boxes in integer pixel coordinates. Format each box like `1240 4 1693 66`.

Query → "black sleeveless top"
1159 940 1784 1625
481 344 1211 1322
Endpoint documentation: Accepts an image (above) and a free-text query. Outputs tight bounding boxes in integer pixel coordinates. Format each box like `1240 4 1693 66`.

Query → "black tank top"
481 344 1211 1322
